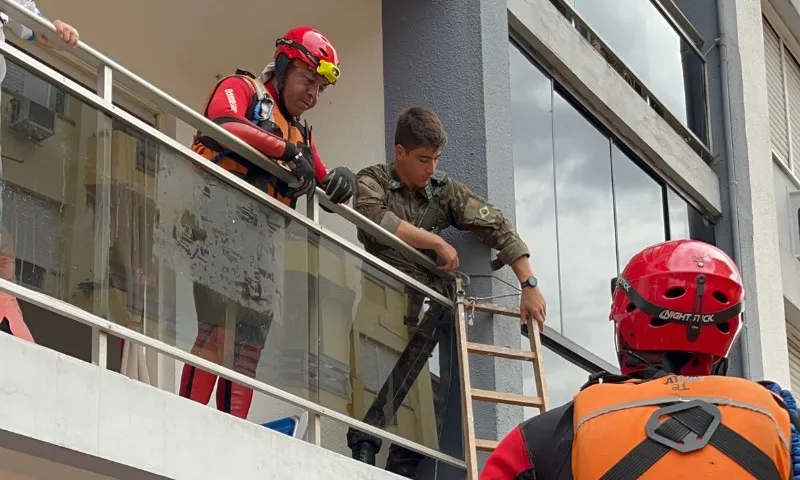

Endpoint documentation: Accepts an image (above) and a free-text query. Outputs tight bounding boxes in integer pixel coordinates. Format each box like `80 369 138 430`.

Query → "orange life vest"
520 371 794 480
192 70 310 209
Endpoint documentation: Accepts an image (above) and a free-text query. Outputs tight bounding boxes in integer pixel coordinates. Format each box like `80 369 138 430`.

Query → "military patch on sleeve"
478 205 491 220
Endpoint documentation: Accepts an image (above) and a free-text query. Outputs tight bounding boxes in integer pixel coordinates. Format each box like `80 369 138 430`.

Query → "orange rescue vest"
192 70 310 209
520 370 794 480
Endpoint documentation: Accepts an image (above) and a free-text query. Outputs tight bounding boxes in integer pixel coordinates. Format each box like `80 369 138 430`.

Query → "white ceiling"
34 0 376 110
0 447 116 480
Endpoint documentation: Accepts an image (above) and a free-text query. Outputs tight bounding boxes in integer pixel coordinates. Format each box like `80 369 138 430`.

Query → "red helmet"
274 26 341 85
610 240 744 376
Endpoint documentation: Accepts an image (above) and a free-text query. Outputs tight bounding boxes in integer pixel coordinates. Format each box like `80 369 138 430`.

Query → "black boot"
350 439 380 466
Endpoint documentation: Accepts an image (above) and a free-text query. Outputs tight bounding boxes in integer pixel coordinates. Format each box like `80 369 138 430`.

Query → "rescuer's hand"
323 166 356 204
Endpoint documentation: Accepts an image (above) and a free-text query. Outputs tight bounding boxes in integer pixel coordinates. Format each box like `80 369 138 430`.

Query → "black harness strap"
600 399 782 480
520 402 575 480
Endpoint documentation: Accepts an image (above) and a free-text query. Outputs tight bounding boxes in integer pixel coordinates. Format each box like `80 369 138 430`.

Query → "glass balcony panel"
316 234 460 461
0 55 461 465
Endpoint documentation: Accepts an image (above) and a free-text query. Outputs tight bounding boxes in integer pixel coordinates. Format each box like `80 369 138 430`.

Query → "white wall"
0 332 403 480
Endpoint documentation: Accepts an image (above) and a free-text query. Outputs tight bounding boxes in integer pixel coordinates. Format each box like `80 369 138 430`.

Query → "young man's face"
282 63 329 117
395 144 442 188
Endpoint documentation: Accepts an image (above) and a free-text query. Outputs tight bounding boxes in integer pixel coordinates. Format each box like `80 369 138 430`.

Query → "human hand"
520 286 546 330
36 20 79 48
281 145 316 197
54 20 79 47
434 239 459 271
323 166 355 204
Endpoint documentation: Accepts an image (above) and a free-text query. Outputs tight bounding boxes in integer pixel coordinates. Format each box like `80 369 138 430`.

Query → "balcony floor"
0 332 403 480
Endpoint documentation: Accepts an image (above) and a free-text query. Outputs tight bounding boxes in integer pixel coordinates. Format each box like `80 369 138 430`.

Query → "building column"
382 0 522 476
677 0 789 384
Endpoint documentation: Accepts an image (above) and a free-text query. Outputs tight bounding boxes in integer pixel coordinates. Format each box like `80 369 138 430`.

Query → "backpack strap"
520 401 575 480
235 71 274 125
416 170 448 233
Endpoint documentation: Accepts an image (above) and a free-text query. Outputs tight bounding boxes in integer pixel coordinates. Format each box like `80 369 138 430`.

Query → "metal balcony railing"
0 0 465 469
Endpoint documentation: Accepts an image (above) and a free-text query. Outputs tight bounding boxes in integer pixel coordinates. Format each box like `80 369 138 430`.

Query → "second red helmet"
610 239 744 376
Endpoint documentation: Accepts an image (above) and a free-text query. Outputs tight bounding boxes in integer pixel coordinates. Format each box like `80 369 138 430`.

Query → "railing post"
91 65 113 367
308 413 322 446
306 192 322 446
92 327 108 367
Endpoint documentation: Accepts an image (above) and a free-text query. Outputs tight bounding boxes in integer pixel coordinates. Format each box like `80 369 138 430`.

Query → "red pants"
179 321 263 419
0 294 32 343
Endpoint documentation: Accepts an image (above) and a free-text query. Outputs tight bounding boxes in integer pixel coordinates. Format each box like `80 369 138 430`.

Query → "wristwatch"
521 275 538 290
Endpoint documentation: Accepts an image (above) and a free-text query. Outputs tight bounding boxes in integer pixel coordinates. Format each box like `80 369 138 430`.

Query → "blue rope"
768 383 800 479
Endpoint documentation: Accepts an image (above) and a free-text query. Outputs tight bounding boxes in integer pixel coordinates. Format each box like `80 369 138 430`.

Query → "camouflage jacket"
355 163 530 287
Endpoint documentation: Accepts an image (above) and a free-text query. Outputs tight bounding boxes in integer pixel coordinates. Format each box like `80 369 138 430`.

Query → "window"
546 0 710 151
666 187 715 243
510 39 715 364
3 61 68 117
611 142 667 272
510 43 563 333
764 17 800 177
552 90 618 363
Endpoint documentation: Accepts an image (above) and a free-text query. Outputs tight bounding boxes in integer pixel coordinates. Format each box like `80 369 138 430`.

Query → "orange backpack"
520 370 795 480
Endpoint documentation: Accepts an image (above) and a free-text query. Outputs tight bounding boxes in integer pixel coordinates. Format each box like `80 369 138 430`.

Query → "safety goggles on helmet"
276 38 341 85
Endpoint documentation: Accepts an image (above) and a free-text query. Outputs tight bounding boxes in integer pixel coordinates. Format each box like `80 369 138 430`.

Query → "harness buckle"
645 399 722 453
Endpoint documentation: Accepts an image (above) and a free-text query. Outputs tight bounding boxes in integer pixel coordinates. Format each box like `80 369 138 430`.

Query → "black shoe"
351 440 379 466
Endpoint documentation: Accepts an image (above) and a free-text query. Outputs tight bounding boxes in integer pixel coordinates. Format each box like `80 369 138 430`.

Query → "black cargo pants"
346 284 458 472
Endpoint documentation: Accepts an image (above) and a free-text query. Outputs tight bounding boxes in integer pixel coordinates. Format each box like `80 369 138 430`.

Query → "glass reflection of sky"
572 0 688 124
510 42 676 364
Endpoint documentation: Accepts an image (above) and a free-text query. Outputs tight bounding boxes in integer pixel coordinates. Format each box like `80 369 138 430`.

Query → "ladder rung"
475 439 500 452
472 389 544 408
469 301 521 319
467 342 536 361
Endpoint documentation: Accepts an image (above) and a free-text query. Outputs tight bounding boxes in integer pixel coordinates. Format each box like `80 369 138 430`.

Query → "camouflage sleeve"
446 180 530 266
355 169 402 234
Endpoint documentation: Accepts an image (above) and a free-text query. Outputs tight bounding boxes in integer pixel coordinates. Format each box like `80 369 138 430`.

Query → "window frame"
763 5 800 189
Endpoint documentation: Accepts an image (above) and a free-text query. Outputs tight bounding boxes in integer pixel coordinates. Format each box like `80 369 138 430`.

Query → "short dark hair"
394 107 447 152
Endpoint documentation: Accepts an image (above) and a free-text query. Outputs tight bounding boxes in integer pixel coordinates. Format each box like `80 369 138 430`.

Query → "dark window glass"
667 187 716 243
611 143 667 270
553 92 618 363
510 42 563 333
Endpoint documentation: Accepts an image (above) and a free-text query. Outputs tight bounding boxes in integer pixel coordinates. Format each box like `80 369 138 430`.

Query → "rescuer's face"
283 64 329 117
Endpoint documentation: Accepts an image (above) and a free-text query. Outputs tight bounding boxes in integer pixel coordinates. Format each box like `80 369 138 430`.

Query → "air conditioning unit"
8 97 56 143
789 189 800 260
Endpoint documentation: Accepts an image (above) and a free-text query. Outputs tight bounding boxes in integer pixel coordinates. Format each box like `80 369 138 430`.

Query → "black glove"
280 143 316 197
322 166 356 204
